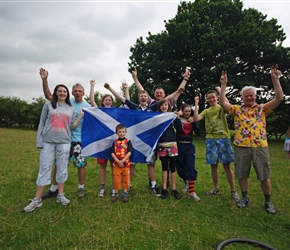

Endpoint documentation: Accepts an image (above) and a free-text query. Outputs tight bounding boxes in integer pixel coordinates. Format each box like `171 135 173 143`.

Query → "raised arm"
165 68 191 102
131 67 144 91
73 109 84 129
39 68 52 101
215 86 229 104
104 82 126 103
268 64 284 110
219 70 231 112
122 81 130 101
89 79 98 107
194 97 204 122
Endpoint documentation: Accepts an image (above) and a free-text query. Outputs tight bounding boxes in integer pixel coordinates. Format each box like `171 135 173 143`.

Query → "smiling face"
116 128 126 139
154 88 165 101
242 89 257 107
56 86 68 102
206 92 218 107
182 106 192 119
102 95 113 107
159 101 169 113
138 91 149 106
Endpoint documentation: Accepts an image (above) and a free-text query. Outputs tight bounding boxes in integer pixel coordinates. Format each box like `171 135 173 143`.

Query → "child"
194 90 240 203
284 126 290 159
176 103 201 201
111 124 133 203
157 99 183 199
23 84 83 212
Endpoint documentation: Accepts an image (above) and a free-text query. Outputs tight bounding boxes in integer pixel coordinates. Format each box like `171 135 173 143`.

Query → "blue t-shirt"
71 99 90 142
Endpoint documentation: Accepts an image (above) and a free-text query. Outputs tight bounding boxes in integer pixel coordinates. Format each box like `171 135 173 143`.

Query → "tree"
128 0 290 135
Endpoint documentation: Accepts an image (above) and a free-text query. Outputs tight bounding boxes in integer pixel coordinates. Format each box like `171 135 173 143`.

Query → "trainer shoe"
264 202 276 215
41 189 58 200
171 190 181 200
56 194 70 206
78 188 86 198
122 192 129 203
111 189 116 197
206 187 220 196
99 189 105 197
237 197 250 208
111 194 119 203
181 184 188 193
152 185 161 196
23 198 42 213
160 189 168 199
231 191 240 203
188 192 200 201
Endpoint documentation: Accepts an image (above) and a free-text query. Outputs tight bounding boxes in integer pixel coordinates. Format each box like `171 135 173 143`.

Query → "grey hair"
72 83 85 91
241 86 257 96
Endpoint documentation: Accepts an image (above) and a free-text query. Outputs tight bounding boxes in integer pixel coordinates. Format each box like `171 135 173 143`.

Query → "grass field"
0 128 289 250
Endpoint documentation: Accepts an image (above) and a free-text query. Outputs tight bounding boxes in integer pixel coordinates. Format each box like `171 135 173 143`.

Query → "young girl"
90 80 116 197
176 104 200 201
157 99 183 199
23 84 83 212
284 126 290 158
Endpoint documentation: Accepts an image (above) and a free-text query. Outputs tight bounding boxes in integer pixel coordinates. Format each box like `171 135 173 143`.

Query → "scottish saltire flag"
81 107 176 163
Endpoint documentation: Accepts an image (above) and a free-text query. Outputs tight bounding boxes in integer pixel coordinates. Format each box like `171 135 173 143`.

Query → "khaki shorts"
234 146 270 181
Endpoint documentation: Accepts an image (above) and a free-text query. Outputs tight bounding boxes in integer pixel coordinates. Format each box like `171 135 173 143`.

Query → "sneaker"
111 195 119 203
152 185 161 196
231 191 240 203
56 194 70 206
181 184 188 193
206 187 220 196
41 189 58 200
111 189 116 197
23 198 42 213
237 197 250 208
160 189 168 199
122 192 129 203
78 188 86 198
99 189 105 197
188 192 201 201
171 190 181 200
264 202 276 215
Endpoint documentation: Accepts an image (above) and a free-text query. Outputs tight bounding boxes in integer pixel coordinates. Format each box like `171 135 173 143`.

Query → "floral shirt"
228 103 272 147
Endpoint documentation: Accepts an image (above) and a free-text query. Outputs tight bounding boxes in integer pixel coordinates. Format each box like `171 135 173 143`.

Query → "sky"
1 0 290 103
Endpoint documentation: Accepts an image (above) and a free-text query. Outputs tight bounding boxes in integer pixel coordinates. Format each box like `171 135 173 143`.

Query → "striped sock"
188 180 195 194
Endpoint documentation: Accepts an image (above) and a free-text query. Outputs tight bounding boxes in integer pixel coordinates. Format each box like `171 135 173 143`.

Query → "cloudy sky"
1 0 290 103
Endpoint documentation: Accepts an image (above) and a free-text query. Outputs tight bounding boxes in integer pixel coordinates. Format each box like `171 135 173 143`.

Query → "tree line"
1 0 290 138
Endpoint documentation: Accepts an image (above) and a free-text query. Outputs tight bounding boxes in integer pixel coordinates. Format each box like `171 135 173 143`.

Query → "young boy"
111 124 133 203
194 87 240 203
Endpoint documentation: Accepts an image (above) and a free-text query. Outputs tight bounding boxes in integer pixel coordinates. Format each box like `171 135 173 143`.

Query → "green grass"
0 128 289 250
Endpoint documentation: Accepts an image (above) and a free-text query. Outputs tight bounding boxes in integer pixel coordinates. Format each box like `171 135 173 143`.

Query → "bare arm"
104 83 126 103
39 68 52 101
122 81 130 101
194 97 204 121
89 79 98 107
268 64 284 110
111 151 132 168
166 68 191 102
73 109 84 129
131 67 144 91
219 70 231 112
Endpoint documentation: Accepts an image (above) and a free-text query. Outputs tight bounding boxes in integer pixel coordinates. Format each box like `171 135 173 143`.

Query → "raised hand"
220 70 228 86
131 67 137 79
270 64 281 80
104 82 110 89
39 68 48 80
90 79 96 86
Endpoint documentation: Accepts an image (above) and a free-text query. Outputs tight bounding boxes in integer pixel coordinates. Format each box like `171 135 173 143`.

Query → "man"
39 68 91 198
219 65 283 214
104 82 160 196
131 67 190 107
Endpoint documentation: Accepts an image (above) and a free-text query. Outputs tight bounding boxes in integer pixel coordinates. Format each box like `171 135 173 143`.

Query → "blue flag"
81 107 176 163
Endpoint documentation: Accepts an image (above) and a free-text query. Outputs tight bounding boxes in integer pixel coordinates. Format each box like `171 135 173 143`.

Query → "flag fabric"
81 107 176 163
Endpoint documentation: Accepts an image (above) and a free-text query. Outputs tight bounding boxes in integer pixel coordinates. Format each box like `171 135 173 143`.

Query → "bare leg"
211 164 219 188
78 167 86 186
223 163 236 191
171 172 176 190
99 163 107 186
162 171 167 189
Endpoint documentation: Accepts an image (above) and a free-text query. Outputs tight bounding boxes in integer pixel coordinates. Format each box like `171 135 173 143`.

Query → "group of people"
23 65 284 216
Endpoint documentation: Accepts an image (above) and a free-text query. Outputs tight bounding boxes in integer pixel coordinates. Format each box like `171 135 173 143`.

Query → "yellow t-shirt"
228 103 272 147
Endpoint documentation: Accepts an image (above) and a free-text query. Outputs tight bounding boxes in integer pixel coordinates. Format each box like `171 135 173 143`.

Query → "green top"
200 104 230 139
